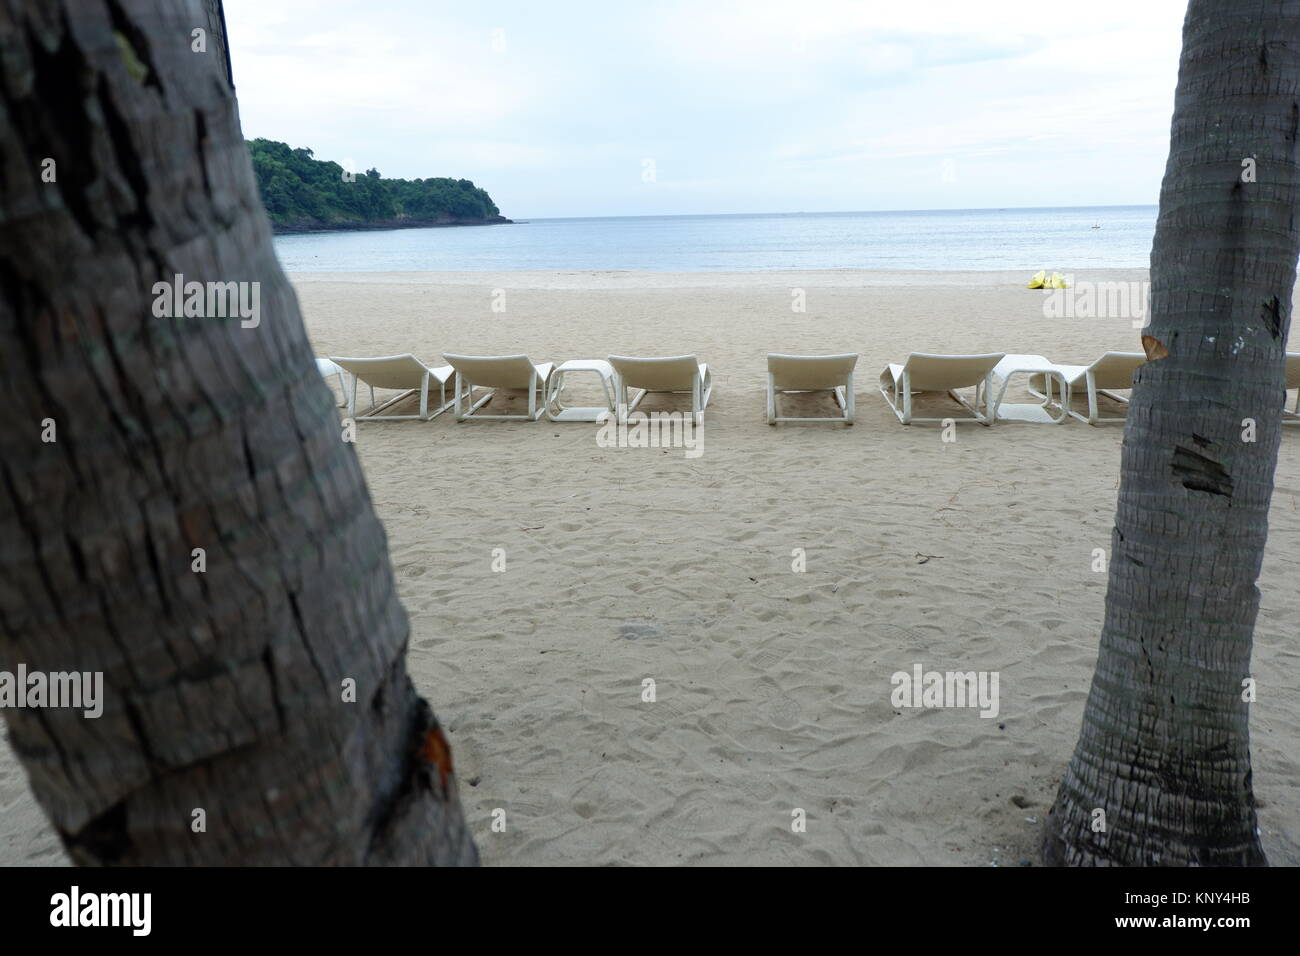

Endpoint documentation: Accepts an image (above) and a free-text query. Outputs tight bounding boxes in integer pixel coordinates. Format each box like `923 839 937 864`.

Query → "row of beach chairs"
318 353 714 423
316 351 1300 427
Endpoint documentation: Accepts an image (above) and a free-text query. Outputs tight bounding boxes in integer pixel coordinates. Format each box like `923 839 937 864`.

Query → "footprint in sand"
619 621 665 641
739 775 778 802
656 795 728 844
748 648 790 670
765 694 802 729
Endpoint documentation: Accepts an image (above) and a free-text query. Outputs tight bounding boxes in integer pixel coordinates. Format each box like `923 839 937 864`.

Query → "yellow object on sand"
1027 270 1046 289
1049 272 1069 289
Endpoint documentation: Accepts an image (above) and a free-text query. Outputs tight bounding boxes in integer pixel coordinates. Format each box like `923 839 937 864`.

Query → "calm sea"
272 205 1156 273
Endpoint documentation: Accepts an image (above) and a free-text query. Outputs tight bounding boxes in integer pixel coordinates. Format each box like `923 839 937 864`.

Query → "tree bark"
1043 0 1300 866
0 0 477 864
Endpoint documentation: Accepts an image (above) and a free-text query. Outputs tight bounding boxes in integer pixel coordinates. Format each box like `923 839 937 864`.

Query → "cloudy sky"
223 0 1188 219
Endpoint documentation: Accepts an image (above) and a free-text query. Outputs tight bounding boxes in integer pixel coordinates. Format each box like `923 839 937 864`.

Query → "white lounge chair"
442 353 554 421
878 353 1004 425
1027 351 1146 424
1284 352 1300 425
607 354 712 425
766 353 858 424
328 354 455 422
316 357 348 406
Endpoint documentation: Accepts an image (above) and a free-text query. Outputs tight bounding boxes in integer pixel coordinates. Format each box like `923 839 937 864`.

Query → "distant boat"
1091 224 1101 229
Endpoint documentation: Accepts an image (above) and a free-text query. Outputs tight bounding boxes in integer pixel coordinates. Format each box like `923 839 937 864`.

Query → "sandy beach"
4 268 1298 866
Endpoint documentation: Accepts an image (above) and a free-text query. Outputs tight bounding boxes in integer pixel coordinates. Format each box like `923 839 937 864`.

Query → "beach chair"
328 354 455 422
878 352 1004 425
1284 352 1300 425
766 353 858 424
607 354 712 425
1026 351 1146 424
442 353 554 421
316 357 348 406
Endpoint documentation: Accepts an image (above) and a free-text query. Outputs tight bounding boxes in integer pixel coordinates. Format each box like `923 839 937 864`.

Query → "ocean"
271 205 1157 273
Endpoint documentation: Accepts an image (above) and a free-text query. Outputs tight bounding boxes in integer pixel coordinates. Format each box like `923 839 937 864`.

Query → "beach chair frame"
443 354 554 422
878 353 1004 426
608 355 712 426
766 353 858 425
1283 352 1300 426
330 354 455 422
1026 352 1145 425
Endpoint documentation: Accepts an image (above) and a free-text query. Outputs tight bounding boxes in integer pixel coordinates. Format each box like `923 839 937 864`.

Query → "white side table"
545 359 618 422
991 354 1070 423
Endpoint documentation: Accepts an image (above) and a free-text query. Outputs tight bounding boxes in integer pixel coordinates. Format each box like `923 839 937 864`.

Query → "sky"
222 0 1189 219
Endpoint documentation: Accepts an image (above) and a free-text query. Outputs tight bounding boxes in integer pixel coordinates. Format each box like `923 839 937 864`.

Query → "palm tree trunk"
0 0 477 864
1043 0 1300 866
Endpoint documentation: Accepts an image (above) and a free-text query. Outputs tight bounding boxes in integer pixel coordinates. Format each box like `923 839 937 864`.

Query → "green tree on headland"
248 138 503 231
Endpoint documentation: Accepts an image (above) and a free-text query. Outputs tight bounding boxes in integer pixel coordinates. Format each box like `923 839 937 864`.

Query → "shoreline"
282 267 1154 290
271 216 514 237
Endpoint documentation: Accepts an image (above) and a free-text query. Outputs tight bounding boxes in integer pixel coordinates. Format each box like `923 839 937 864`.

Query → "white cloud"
223 0 1190 217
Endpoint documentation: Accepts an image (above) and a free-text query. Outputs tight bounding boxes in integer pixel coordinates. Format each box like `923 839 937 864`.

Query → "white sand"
4 268 1298 866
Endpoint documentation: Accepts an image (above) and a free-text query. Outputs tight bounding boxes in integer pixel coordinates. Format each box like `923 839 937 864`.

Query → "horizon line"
515 203 1158 222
